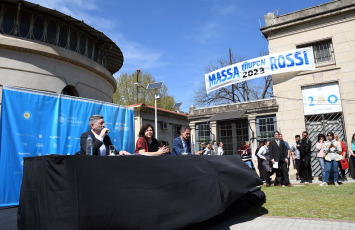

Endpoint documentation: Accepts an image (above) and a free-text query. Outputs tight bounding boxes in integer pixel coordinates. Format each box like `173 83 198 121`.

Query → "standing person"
279 134 291 185
217 142 224 155
257 140 274 187
320 132 342 186
135 124 169 156
334 134 348 181
172 126 204 155
291 135 301 181
255 141 266 182
316 134 326 181
269 131 293 187
298 131 313 184
80 115 129 155
238 141 253 168
349 134 355 179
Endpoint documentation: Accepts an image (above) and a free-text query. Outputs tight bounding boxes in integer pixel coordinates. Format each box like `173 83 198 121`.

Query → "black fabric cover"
18 155 263 230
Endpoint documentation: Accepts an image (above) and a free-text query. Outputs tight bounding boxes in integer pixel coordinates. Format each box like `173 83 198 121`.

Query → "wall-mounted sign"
205 47 315 94
302 83 342 115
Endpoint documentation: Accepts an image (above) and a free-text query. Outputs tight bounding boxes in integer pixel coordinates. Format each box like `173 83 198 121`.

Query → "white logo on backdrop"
56 113 67 126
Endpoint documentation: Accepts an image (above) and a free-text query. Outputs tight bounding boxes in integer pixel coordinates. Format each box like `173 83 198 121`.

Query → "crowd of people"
254 131 353 187
80 115 354 187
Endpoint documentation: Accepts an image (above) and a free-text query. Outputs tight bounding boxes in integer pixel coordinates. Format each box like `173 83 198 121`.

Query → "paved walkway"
206 216 355 230
204 178 355 230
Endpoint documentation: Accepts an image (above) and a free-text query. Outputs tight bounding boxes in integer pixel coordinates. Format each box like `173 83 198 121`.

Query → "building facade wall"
263 1 355 146
0 35 116 103
261 0 355 178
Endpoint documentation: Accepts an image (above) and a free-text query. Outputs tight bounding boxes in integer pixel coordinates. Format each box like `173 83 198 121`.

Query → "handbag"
340 158 349 170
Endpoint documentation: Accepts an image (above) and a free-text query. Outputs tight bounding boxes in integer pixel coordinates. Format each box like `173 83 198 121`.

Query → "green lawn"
245 183 355 221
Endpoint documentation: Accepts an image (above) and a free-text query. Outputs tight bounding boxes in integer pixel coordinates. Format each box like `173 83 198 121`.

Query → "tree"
113 72 176 111
194 51 273 107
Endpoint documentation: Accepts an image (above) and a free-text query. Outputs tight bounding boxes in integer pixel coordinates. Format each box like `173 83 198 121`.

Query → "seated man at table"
171 125 204 155
80 114 130 155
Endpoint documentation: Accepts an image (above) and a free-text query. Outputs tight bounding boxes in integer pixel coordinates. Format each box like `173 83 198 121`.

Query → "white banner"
302 83 342 115
205 47 315 93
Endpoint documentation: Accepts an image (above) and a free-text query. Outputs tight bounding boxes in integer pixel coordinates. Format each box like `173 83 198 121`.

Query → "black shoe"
300 180 305 184
308 180 312 184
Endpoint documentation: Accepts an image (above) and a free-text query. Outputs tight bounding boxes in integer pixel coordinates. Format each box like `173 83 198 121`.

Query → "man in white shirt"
217 142 224 155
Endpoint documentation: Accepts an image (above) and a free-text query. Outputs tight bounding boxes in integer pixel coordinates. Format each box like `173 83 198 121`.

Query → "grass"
244 183 355 221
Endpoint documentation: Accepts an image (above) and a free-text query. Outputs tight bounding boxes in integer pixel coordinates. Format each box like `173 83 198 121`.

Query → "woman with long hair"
320 132 343 186
316 134 326 181
334 134 348 181
135 124 168 156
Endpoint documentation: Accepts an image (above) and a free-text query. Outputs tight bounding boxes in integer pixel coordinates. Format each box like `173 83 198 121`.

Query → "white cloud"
27 0 166 73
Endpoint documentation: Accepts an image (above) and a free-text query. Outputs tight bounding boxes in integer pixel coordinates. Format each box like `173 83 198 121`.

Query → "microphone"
106 129 110 134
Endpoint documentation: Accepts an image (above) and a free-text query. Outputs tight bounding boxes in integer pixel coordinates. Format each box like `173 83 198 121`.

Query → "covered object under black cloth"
18 155 264 230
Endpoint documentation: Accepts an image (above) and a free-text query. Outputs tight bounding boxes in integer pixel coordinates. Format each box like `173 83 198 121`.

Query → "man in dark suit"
269 131 293 187
171 125 204 155
80 115 129 155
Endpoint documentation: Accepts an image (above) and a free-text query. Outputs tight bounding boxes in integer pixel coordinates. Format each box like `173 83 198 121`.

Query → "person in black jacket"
298 131 313 183
80 115 129 155
269 131 293 187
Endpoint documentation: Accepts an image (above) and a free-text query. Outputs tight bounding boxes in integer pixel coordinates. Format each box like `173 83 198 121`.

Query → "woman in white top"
257 140 274 187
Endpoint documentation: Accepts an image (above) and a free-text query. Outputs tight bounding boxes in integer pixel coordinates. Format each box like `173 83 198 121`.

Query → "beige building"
128 104 189 149
261 0 355 177
0 0 123 110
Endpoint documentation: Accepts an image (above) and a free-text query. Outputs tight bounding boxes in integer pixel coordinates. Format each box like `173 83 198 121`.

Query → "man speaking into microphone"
80 114 113 155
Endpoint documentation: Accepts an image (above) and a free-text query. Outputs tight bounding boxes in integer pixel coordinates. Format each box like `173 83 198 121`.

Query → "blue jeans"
323 160 338 183
245 161 253 168
318 157 325 180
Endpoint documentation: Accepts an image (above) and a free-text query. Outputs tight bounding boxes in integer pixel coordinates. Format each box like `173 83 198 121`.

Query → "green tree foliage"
113 72 176 111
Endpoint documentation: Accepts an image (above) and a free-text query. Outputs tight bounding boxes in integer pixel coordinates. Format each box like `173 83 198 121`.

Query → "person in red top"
135 124 169 156
334 134 348 181
238 141 253 168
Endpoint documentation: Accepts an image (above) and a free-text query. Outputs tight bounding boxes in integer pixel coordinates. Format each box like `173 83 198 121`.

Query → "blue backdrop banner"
0 86 135 207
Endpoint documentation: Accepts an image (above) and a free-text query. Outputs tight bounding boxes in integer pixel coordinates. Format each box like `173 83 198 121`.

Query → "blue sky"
30 0 330 111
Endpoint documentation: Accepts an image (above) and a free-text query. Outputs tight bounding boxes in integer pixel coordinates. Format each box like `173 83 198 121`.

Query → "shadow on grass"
184 187 268 230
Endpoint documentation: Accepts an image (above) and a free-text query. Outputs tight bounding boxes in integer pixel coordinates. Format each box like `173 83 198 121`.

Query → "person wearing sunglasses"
320 132 343 186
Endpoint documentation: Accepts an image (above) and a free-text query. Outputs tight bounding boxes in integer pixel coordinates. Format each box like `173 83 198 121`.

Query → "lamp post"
147 82 164 139
136 68 141 104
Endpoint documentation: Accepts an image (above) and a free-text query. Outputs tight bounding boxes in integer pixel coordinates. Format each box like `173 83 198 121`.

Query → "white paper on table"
273 161 278 169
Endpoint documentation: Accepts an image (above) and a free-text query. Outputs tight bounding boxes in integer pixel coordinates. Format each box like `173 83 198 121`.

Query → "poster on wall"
302 82 342 115
0 86 135 207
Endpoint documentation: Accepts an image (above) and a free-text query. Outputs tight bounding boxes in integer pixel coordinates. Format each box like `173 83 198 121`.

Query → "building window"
256 115 277 143
172 125 181 140
195 122 211 148
298 39 335 66
219 119 249 155
61 85 78 96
